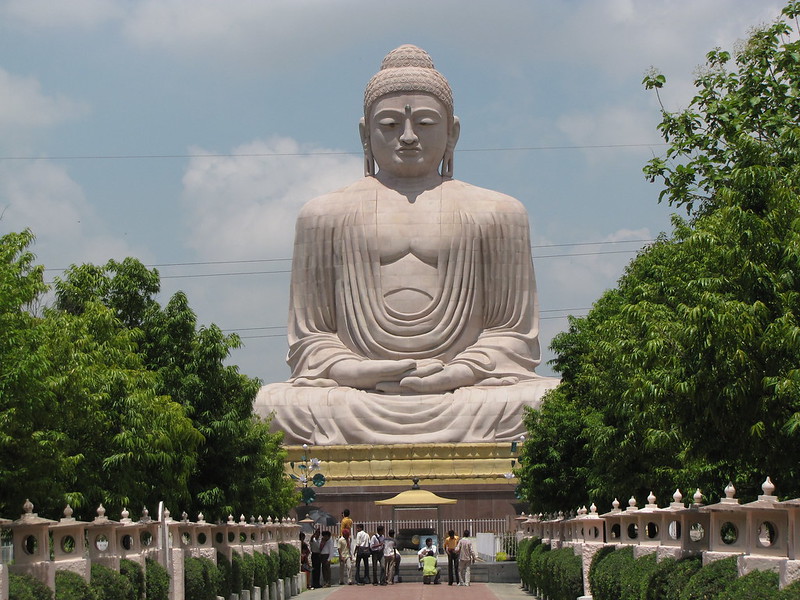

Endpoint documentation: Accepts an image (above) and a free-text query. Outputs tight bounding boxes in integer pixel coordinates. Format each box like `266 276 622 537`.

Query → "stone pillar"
0 563 8 600
168 547 184 600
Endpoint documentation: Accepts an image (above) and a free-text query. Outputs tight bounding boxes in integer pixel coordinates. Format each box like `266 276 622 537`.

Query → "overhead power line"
0 142 666 162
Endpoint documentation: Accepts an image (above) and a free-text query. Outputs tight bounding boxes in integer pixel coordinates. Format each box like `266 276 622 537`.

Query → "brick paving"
299 582 533 600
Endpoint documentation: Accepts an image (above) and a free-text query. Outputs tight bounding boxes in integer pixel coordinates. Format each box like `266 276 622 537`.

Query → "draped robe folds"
254 177 560 445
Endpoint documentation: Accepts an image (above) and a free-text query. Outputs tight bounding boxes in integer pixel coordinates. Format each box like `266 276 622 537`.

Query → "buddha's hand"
329 358 416 390
398 363 477 393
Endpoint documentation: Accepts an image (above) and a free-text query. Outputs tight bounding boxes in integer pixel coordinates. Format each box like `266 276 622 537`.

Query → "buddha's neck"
374 171 447 194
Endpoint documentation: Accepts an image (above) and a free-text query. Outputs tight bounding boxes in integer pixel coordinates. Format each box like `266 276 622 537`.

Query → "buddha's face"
368 92 451 179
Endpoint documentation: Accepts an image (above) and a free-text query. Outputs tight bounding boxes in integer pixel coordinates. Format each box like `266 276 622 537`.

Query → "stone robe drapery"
287 177 541 383
254 176 560 445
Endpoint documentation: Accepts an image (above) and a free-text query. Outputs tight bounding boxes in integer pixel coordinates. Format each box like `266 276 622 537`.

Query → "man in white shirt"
417 537 438 569
370 525 386 585
353 524 371 585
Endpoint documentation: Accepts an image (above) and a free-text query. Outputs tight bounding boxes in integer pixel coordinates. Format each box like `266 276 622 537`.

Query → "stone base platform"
287 443 526 521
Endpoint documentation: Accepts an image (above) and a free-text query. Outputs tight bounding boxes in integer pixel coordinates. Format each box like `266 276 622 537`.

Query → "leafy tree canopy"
519 1 800 513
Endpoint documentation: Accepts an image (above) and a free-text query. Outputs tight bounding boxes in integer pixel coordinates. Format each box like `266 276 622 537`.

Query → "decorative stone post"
739 478 788 574
86 504 121 570
51 505 89 581
9 500 56 589
575 503 606 600
136 507 161 562
778 496 800 586
656 489 688 561
600 499 623 544
633 492 661 558
700 482 748 565
617 496 641 547
679 489 710 558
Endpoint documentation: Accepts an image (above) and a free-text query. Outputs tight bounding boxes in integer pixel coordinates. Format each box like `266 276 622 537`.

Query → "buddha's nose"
400 118 418 145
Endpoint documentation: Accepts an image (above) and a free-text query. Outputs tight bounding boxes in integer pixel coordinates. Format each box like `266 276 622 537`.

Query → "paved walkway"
297 582 533 600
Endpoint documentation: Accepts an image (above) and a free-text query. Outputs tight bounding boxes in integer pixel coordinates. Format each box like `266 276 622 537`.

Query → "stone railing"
0 500 301 600
514 477 800 599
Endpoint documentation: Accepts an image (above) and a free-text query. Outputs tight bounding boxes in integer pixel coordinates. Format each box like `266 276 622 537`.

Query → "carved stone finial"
239 514 246 525
121 507 129 521
693 489 703 505
612 498 620 511
589 503 597 515
198 512 206 524
763 476 776 496
647 491 657 507
628 496 637 508
64 505 74 519
181 511 189 523
23 499 34 514
725 482 736 499
97 503 106 518
673 489 683 504
227 514 234 524
258 515 264 524
163 507 171 520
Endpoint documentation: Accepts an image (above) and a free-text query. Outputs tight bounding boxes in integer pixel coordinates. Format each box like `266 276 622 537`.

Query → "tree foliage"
519 2 800 512
0 231 296 520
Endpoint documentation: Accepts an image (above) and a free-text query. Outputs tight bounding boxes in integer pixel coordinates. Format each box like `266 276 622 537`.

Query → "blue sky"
0 0 783 383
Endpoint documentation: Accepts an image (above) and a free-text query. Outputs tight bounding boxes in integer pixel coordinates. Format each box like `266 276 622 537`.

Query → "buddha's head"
361 45 461 179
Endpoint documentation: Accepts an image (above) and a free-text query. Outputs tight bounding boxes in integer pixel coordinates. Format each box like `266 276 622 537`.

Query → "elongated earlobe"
441 116 460 178
359 118 375 176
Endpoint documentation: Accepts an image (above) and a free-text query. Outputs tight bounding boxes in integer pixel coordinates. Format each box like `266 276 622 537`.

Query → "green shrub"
777 579 800 599
253 551 269 590
54 570 92 600
230 551 244 594
679 556 737 600
9 573 54 600
145 558 169 600
269 550 281 584
90 564 132 600
278 543 300 579
119 559 144 600
529 542 551 594
543 547 583 600
587 544 615 595
216 553 232 599
495 551 508 561
717 569 779 600
643 556 701 600
620 551 657 600
590 546 635 600
184 556 219 600
516 536 541 589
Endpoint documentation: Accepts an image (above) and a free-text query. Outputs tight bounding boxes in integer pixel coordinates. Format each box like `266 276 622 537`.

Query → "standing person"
422 550 441 584
370 525 386 585
443 529 460 585
354 524 371 585
300 532 312 589
455 530 477 586
320 531 333 587
341 509 353 533
309 528 322 589
383 529 398 585
338 529 354 585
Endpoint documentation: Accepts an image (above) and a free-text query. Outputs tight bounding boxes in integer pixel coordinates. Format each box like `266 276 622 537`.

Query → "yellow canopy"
374 488 457 506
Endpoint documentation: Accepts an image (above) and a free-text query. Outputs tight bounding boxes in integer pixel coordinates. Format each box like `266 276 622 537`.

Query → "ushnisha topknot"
364 44 453 118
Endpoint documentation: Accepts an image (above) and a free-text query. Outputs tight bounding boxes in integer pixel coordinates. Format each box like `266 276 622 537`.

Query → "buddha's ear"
442 116 460 178
359 117 375 177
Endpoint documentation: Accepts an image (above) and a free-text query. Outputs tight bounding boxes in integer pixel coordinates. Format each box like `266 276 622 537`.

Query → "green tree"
54 259 296 520
520 1 800 511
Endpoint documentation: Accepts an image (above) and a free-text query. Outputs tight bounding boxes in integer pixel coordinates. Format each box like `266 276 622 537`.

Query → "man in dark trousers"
309 527 322 589
369 525 386 585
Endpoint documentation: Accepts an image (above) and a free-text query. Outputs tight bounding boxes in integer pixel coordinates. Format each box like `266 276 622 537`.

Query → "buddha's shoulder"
297 178 374 219
444 179 528 216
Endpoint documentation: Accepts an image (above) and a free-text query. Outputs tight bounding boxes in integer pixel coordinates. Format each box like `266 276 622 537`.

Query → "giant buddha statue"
254 45 559 444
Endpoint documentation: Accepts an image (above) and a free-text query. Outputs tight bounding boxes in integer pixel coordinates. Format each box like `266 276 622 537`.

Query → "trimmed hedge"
230 551 244 595
716 568 779 600
777 579 800 599
590 546 635 600
9 573 53 600
241 552 255 591
253 551 269 590
643 556 701 600
90 564 132 600
516 537 541 590
54 570 92 600
620 552 657 600
119 559 144 600
278 543 301 579
216 552 232 599
679 556 737 600
185 556 220 600
145 558 169 600
542 548 583 600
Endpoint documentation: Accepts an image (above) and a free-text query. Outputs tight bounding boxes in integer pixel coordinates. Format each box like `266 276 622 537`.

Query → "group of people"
299 509 478 588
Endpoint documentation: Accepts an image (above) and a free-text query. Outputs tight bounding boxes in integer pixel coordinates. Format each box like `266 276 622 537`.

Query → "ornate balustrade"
0 500 300 600
514 477 800 599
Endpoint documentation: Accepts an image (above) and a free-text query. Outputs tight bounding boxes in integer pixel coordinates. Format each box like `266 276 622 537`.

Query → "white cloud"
1 0 124 29
0 161 139 269
181 136 362 259
0 67 88 132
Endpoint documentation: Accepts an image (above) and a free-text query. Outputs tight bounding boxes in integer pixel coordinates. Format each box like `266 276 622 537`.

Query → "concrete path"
297 582 533 600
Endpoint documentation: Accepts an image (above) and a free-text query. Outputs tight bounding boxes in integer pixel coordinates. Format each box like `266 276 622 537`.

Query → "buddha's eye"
378 118 399 128
418 118 438 126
